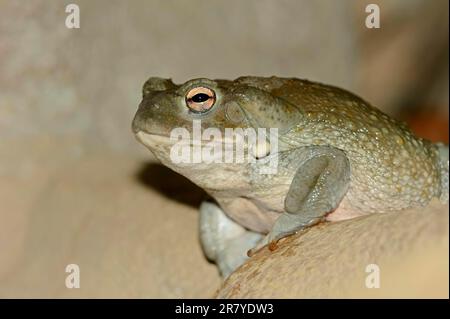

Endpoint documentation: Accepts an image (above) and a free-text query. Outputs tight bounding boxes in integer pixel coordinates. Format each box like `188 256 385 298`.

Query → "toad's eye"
185 87 216 113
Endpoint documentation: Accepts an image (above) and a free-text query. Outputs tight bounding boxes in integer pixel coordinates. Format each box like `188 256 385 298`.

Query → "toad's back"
259 77 446 213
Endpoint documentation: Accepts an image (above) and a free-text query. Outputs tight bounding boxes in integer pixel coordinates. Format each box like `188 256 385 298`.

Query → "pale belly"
216 191 369 234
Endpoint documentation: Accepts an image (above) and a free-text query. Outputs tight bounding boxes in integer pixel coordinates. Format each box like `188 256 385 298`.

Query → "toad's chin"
135 131 173 148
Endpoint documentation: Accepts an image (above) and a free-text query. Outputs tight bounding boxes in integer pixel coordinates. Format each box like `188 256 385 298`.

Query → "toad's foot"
200 201 263 278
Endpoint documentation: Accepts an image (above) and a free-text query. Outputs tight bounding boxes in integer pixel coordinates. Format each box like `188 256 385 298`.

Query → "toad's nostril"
131 109 145 134
131 117 140 134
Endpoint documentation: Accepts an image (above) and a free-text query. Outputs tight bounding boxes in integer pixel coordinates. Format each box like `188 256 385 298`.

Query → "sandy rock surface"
217 200 449 298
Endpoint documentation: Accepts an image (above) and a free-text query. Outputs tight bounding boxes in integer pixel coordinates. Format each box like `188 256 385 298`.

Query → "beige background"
0 0 448 298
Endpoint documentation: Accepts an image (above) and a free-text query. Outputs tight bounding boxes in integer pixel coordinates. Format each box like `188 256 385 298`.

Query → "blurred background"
0 0 448 298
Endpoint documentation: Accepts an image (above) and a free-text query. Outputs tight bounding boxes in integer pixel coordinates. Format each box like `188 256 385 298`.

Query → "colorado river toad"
132 76 449 277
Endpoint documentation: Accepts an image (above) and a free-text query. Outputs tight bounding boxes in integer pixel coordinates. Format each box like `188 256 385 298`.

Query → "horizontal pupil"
192 93 210 103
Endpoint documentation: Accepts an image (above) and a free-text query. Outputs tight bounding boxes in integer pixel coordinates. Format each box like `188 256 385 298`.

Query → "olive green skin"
132 76 447 233
270 78 442 213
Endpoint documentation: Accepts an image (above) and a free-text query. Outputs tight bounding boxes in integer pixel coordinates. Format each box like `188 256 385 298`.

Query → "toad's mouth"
135 130 272 161
135 130 251 148
135 131 172 145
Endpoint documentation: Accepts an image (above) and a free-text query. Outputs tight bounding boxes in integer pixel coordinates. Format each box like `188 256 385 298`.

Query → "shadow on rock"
135 162 207 208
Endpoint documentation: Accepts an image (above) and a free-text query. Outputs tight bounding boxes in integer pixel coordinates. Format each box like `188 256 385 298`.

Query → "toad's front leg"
249 146 351 255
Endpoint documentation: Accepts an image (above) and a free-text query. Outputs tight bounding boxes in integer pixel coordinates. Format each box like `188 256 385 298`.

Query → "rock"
216 200 449 298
